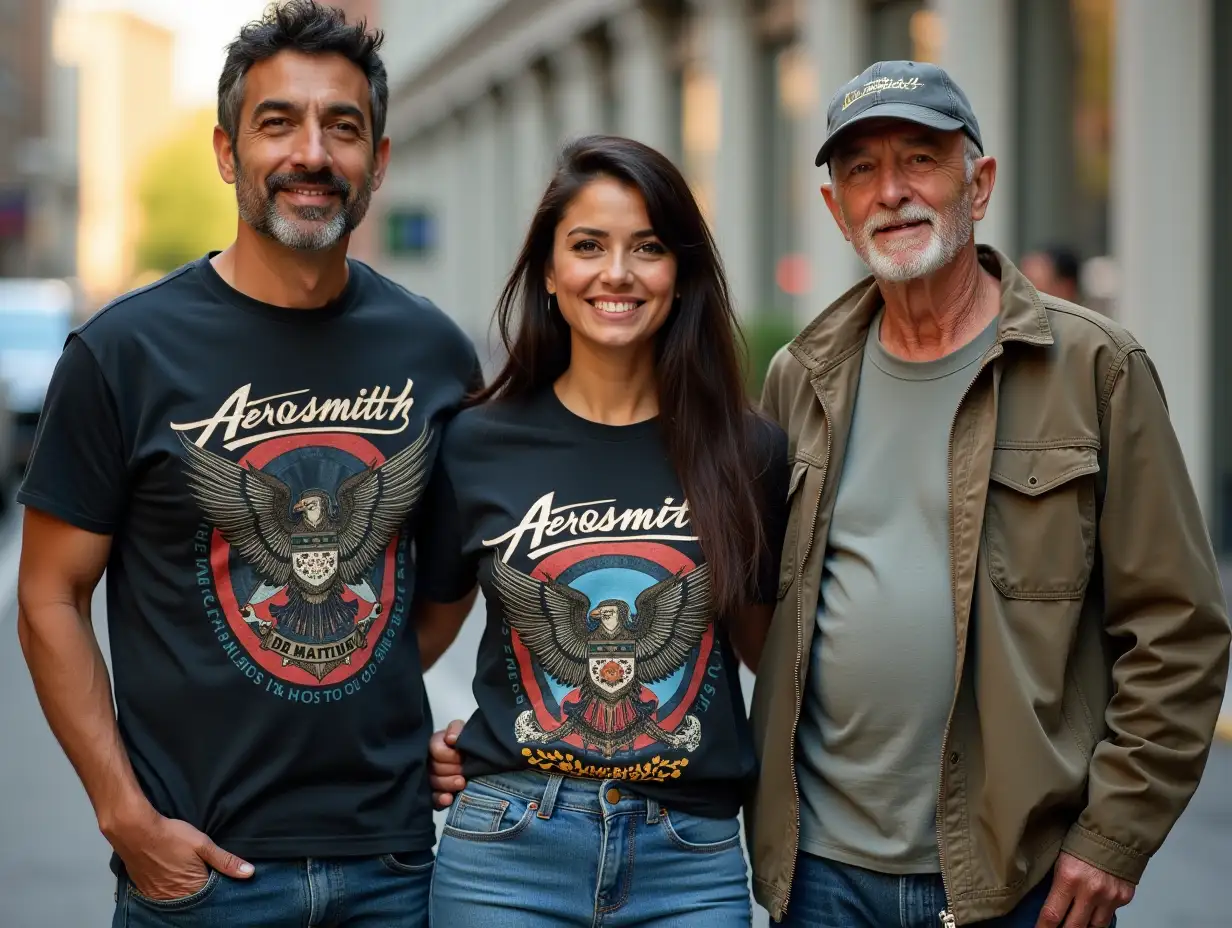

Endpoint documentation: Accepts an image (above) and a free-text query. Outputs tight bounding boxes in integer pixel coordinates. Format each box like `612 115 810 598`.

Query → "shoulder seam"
77 263 198 334
1041 301 1140 352
1097 343 1144 423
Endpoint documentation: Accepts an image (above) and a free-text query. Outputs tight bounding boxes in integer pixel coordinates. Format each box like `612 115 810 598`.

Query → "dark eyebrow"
566 227 658 238
251 100 367 127
324 103 366 127
252 99 300 120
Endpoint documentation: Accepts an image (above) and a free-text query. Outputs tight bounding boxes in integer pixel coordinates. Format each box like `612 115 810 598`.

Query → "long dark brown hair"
473 135 766 616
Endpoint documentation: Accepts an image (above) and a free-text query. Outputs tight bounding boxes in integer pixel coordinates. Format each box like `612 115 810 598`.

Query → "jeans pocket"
660 810 742 853
380 852 436 875
127 870 221 912
442 782 537 842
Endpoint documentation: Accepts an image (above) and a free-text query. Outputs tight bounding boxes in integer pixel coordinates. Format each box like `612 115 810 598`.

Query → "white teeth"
593 300 639 314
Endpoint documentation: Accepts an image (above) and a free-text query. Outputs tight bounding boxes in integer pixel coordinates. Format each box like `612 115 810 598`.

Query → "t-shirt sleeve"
752 416 791 605
413 444 479 603
17 334 128 534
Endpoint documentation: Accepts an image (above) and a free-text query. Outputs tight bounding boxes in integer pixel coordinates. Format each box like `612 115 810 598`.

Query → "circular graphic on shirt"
182 428 431 692
495 541 715 780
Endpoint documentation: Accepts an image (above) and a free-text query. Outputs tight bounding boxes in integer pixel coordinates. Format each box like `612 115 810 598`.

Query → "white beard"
850 194 974 283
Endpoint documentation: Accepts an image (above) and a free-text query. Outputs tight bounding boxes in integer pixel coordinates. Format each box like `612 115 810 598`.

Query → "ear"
544 268 556 296
370 136 392 192
820 183 851 242
214 125 237 185
969 156 997 222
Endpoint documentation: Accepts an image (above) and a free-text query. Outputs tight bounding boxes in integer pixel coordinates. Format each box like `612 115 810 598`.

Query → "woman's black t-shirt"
422 388 789 819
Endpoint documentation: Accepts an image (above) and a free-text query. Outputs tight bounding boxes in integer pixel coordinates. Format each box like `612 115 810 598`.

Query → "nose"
874 162 911 211
291 122 332 174
598 249 635 287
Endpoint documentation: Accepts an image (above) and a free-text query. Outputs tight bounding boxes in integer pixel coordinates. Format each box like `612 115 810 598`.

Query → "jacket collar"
787 245 1054 375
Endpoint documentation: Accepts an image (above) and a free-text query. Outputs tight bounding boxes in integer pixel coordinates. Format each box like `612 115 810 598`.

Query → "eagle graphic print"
491 538 715 780
182 425 432 686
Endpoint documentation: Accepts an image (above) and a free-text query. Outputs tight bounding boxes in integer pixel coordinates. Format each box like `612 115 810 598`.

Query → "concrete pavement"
0 509 1227 926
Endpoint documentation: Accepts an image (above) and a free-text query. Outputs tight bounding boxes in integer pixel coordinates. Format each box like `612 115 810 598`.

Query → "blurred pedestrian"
1020 245 1082 303
15 2 478 926
420 135 789 926
750 60 1230 928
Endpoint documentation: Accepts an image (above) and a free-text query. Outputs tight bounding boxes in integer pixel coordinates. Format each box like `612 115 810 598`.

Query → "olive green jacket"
749 247 1230 924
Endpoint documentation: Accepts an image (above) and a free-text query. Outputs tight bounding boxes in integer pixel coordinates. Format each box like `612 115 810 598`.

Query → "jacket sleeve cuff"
1060 824 1149 884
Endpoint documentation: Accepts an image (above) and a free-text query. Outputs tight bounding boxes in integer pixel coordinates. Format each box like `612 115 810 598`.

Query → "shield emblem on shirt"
588 640 636 696
291 533 340 592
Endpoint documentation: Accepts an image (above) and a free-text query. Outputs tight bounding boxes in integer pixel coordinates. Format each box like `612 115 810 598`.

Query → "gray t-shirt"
797 311 997 874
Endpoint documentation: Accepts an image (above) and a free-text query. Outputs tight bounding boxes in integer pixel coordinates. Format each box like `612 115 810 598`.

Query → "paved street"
0 504 1227 927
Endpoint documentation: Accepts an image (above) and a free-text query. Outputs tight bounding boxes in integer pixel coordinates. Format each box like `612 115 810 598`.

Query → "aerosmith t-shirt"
17 254 479 859
422 389 789 819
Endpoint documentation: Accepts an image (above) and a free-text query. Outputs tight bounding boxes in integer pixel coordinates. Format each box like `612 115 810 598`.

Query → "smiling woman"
418 134 791 926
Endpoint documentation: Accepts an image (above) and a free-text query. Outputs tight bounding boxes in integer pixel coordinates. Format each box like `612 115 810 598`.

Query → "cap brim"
814 103 966 167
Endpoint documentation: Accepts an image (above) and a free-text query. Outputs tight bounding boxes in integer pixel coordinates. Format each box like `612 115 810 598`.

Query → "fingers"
428 721 466 765
433 791 455 809
196 835 255 879
1035 877 1073 928
1059 891 1094 928
1089 903 1117 928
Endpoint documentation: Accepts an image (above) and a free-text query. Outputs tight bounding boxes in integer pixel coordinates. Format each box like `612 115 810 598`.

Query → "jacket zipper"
936 345 1002 928
781 388 832 919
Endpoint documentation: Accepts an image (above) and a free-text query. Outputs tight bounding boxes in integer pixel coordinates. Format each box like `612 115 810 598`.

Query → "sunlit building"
54 9 174 306
373 0 1229 552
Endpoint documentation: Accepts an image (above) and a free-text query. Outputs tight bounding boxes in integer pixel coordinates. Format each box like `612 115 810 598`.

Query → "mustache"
862 203 938 237
265 170 351 198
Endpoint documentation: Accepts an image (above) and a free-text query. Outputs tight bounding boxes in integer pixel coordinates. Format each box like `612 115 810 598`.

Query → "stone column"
931 0 1015 254
554 35 607 143
708 0 759 318
1113 0 1213 512
465 92 505 339
611 3 677 161
798 0 869 323
508 66 554 250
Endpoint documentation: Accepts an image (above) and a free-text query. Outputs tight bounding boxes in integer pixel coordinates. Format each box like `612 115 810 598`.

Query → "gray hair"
217 0 388 148
961 134 982 183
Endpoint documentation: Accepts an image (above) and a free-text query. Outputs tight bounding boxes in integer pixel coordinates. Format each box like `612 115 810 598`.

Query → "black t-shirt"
18 254 478 859
421 388 789 819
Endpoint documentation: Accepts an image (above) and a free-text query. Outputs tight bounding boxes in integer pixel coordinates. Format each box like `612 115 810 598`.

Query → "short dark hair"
218 1 388 147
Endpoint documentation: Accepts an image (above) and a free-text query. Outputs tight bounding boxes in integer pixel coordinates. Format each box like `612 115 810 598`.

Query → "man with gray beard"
748 61 1229 928
15 3 480 925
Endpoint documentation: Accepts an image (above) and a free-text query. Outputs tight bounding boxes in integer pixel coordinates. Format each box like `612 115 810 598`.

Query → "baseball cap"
814 60 983 168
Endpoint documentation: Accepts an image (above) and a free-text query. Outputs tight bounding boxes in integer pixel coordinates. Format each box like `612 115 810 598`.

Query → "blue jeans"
429 770 751 926
112 853 433 927
781 853 1115 927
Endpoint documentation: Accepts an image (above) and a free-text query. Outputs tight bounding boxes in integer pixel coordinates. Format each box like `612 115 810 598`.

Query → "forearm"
416 589 477 671
17 599 151 834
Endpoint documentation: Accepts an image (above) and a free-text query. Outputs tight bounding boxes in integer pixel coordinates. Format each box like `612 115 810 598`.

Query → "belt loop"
645 796 660 824
537 774 564 820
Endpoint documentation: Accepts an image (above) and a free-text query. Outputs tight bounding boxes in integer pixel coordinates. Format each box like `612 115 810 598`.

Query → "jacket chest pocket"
984 443 1100 600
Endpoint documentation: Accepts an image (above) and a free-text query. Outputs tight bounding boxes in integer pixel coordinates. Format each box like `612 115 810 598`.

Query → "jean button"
606 787 621 804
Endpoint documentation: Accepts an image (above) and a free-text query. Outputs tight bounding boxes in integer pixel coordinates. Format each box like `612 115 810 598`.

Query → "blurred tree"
134 107 236 276
743 312 800 399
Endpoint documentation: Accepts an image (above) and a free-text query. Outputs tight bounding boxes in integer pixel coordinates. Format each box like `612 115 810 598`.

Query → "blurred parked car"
0 278 74 474
0 376 13 513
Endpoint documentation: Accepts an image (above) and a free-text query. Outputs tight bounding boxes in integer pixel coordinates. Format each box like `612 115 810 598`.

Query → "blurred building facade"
0 0 78 280
54 9 174 307
370 0 1232 552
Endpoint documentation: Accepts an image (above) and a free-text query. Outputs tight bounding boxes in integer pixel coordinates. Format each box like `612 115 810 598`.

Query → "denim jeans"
429 770 751 926
112 852 433 927
781 853 1116 928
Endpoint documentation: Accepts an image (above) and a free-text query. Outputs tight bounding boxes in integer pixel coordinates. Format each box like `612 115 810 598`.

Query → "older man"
751 61 1230 928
